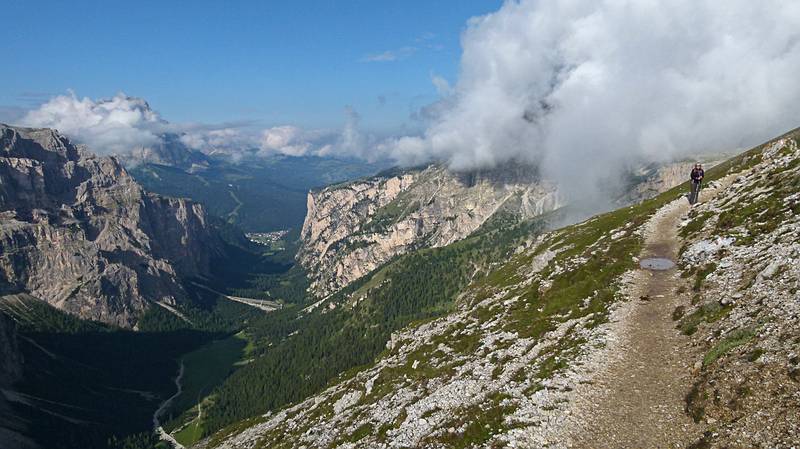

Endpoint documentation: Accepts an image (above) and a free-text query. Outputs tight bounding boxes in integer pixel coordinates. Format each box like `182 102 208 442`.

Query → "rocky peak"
125 132 210 171
0 124 219 327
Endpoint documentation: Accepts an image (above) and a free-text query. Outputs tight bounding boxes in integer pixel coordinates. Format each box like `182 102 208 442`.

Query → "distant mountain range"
130 155 386 233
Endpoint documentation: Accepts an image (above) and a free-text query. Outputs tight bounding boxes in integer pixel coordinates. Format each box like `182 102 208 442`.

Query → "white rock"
758 261 781 281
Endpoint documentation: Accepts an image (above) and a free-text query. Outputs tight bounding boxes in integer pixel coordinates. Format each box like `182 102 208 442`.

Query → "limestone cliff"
298 164 560 296
0 124 220 327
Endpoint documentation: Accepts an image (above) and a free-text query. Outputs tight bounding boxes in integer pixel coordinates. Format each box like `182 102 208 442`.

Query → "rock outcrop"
0 124 220 327
619 158 727 205
298 164 560 296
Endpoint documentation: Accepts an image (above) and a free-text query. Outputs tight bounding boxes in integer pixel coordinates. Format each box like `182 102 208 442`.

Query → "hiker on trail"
689 163 704 205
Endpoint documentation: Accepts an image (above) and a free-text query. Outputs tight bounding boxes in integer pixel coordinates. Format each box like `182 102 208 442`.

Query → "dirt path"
565 197 704 448
190 282 282 312
154 361 186 449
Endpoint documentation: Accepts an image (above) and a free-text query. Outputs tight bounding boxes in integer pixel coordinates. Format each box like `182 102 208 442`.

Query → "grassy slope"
167 334 249 446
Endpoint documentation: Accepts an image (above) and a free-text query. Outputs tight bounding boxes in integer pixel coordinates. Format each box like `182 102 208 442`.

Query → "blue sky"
2 0 502 133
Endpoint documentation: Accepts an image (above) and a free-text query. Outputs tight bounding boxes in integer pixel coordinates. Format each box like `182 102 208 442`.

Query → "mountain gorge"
0 124 220 327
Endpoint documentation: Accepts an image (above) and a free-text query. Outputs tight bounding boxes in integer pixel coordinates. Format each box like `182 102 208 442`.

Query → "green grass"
703 327 756 368
429 392 518 448
680 211 714 238
174 420 205 446
679 301 731 335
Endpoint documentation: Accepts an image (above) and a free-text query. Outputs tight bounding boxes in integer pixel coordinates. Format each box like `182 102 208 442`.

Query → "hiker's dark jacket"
690 168 704 183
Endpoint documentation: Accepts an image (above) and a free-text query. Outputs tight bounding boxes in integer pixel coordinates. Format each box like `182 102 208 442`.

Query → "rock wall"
298 164 560 296
0 124 220 327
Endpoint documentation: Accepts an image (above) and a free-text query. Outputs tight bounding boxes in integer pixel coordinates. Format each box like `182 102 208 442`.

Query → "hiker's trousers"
690 181 701 204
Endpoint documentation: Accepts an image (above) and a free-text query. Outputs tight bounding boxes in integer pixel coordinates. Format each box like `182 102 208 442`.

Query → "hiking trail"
563 182 729 448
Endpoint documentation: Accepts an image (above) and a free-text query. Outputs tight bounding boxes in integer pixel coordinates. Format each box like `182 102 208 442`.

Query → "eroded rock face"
0 124 219 327
298 164 561 297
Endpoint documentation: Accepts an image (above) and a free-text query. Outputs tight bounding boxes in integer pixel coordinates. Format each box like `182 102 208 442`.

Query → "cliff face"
298 164 560 296
296 159 726 298
0 124 219 327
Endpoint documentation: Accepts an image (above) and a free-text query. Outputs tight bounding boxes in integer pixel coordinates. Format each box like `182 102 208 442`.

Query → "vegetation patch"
428 392 518 449
703 327 756 368
693 263 718 292
685 377 709 423
679 301 731 335
680 211 714 238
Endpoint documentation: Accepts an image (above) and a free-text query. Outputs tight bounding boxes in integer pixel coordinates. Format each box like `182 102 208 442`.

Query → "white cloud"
259 108 384 161
20 92 166 156
18 92 381 163
361 46 418 62
259 126 313 156
180 126 259 158
386 0 800 204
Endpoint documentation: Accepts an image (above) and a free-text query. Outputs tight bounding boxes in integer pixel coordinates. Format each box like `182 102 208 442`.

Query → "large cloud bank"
386 0 800 198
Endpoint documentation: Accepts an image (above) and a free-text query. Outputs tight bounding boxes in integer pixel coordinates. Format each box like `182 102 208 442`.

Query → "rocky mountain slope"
0 124 220 327
207 129 799 448
298 164 560 296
